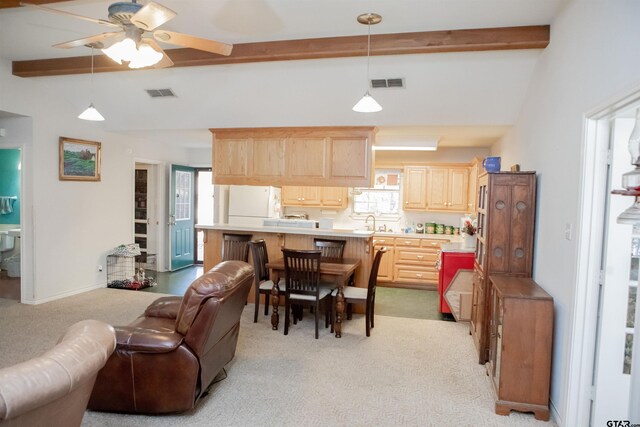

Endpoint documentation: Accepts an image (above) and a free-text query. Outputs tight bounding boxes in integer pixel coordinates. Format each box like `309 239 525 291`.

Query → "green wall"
0 149 20 224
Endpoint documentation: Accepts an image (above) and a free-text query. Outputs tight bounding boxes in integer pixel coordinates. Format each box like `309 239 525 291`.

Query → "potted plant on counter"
462 219 477 248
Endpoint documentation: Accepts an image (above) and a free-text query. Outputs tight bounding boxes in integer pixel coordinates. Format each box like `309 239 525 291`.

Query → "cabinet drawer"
372 238 393 246
394 266 438 283
394 238 422 247
421 239 449 249
395 248 438 264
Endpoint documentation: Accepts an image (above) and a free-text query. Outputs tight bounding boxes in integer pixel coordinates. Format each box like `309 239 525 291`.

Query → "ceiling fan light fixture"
78 103 105 121
128 42 163 68
102 37 162 69
102 37 137 64
353 91 382 113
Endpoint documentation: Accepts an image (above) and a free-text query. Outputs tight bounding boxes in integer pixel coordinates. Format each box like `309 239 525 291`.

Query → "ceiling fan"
22 0 233 69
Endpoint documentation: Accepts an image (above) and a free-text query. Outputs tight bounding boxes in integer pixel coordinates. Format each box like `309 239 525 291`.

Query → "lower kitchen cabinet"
486 275 553 421
376 236 449 287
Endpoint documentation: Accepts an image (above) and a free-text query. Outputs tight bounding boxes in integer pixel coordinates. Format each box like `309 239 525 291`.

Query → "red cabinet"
438 251 474 314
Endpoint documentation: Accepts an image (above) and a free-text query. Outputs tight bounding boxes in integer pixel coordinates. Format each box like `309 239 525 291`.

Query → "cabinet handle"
431 242 437 246
415 273 423 277
338 198 342 202
417 255 424 259
405 241 412 244
405 201 409 204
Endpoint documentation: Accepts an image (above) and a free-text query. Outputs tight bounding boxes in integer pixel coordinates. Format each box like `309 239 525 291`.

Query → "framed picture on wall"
59 137 102 181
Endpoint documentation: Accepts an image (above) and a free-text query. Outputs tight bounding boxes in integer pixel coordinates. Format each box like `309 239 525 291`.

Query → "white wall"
0 58 193 302
491 1 640 424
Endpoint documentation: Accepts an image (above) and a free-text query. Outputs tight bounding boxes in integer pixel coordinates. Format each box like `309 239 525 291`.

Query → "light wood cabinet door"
252 138 285 179
467 159 480 213
425 166 469 211
330 137 370 181
375 245 393 281
320 187 348 208
403 166 428 210
281 186 321 206
426 167 448 210
448 167 470 211
286 138 327 179
214 138 249 178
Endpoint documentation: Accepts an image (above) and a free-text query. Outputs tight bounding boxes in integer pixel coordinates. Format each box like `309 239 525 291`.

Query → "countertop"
441 241 476 253
196 223 375 239
196 224 467 242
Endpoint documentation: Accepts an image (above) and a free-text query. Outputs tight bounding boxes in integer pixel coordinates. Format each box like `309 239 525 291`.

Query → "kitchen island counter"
197 224 374 313
196 223 374 239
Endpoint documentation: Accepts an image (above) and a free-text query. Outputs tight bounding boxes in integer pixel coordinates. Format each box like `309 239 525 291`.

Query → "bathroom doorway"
0 148 21 300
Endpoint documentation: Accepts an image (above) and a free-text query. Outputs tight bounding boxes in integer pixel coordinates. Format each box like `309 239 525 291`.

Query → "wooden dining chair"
331 247 387 337
282 249 332 339
222 233 252 262
313 238 346 262
248 239 285 323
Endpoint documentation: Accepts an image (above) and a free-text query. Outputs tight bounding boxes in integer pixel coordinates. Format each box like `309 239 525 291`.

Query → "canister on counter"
425 222 435 234
435 223 445 234
444 225 453 235
453 227 460 235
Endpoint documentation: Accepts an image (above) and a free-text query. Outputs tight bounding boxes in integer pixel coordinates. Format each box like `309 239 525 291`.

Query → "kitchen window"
353 189 400 214
352 169 401 215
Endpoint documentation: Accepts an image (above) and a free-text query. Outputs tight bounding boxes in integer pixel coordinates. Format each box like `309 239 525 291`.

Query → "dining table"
265 257 361 338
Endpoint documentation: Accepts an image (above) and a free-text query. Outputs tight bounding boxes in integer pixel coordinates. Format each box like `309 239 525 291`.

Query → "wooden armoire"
469 171 537 364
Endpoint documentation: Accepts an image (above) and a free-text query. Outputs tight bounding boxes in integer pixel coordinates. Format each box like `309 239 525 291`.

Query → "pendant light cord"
366 18 372 89
90 46 94 99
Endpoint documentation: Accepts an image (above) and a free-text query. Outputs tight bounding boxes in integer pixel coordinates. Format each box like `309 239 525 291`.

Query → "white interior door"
591 118 637 425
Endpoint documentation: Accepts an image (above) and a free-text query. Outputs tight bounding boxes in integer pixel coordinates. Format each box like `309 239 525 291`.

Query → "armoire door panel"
488 184 511 273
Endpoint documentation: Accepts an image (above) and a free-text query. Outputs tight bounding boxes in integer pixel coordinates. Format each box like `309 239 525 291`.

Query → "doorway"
0 148 21 300
195 168 214 264
134 163 158 270
571 91 640 426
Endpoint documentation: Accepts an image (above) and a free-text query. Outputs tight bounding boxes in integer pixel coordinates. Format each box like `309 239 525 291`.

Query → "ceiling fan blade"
53 31 123 49
130 1 176 31
145 39 174 69
20 2 120 28
153 30 233 56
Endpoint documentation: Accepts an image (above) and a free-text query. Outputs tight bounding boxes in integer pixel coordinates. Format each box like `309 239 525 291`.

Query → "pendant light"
78 47 105 121
353 13 382 113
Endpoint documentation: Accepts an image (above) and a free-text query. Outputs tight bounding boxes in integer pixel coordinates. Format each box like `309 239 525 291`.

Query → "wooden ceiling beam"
0 0 67 8
12 25 550 78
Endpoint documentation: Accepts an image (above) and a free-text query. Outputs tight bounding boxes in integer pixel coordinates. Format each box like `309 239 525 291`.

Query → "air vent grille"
370 78 405 89
145 88 176 98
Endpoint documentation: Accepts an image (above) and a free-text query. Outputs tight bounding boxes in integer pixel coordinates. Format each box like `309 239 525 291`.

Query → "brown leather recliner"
87 260 254 414
0 320 116 427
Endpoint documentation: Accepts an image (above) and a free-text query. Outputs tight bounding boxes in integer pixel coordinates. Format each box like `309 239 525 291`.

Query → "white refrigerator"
227 185 281 226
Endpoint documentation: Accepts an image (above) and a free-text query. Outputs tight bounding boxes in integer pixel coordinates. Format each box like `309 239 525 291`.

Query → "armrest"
115 326 184 353
144 296 182 319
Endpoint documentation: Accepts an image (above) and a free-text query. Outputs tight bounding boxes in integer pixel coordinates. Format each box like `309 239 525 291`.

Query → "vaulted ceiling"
0 0 565 148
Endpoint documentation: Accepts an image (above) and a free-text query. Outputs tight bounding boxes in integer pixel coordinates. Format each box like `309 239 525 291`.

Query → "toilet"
0 231 15 264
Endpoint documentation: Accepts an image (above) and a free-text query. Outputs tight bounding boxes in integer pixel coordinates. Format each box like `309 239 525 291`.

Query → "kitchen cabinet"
281 186 348 208
320 187 348 208
403 166 428 210
402 164 471 213
467 158 480 213
486 275 553 421
470 171 537 363
281 186 321 206
211 127 375 187
425 166 469 212
390 237 449 287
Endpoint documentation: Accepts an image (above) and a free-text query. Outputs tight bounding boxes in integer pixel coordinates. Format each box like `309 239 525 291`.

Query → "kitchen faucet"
365 214 376 232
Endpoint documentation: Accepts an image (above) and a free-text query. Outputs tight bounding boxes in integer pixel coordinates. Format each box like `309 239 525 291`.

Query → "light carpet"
0 289 556 426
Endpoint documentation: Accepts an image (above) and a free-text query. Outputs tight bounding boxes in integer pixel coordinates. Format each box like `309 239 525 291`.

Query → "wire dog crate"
106 254 155 290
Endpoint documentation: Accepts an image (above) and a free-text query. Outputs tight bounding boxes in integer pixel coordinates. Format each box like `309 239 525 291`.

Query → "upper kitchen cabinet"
210 127 376 187
403 166 428 210
281 186 348 208
425 166 470 212
403 164 470 212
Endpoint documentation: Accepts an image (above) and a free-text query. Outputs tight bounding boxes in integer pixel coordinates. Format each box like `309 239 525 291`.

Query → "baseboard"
550 398 563 426
21 282 106 305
